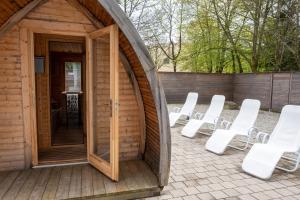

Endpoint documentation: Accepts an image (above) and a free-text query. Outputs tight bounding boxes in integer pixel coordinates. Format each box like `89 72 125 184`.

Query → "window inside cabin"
65 62 82 92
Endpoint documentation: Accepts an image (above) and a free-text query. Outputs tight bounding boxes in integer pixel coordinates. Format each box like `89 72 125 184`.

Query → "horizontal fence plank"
159 72 233 104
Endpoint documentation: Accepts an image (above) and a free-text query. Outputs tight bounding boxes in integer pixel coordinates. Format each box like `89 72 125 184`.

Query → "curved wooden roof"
0 0 171 186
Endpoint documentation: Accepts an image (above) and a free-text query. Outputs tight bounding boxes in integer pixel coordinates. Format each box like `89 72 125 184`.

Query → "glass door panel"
87 25 119 181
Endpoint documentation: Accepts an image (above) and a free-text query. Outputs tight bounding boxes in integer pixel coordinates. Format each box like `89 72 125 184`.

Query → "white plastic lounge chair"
181 95 225 138
205 99 261 155
242 105 300 179
169 92 198 127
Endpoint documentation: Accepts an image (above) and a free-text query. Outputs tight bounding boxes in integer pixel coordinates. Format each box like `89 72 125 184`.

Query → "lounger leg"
228 135 251 151
228 128 258 151
276 153 300 173
198 123 217 136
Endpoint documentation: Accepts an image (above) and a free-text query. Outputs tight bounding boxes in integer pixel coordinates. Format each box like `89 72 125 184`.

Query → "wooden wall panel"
0 27 25 171
289 73 300 105
272 73 291 112
159 72 233 104
233 73 272 109
34 34 51 149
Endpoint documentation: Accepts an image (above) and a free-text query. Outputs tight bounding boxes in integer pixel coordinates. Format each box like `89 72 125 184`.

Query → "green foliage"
180 0 300 73
117 0 300 73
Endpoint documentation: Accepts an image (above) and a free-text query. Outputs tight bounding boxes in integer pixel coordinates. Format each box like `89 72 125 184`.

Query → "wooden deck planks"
15 169 41 200
2 170 31 200
29 168 51 200
68 165 82 198
0 161 159 200
55 167 72 200
115 164 129 192
81 165 93 197
92 166 106 196
0 171 20 199
41 167 62 200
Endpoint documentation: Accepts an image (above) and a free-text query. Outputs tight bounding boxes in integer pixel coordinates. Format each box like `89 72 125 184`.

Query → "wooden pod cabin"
0 0 171 199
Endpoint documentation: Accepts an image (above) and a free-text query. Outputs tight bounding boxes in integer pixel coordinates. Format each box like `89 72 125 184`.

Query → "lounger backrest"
269 105 300 150
180 92 198 116
203 95 225 123
230 99 261 134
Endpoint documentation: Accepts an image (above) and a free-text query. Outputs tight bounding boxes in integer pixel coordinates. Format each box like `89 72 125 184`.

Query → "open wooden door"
86 25 119 181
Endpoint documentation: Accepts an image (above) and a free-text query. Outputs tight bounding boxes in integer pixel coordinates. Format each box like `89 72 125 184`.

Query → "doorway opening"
50 52 84 146
35 34 87 165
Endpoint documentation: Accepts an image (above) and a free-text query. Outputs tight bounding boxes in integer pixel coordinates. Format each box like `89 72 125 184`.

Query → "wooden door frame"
19 24 91 167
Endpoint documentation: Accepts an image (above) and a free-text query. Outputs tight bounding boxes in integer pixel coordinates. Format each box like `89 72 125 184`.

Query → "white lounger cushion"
181 95 225 138
181 119 206 138
242 105 300 179
205 99 261 154
169 92 198 127
205 129 240 154
242 144 285 179
169 113 182 127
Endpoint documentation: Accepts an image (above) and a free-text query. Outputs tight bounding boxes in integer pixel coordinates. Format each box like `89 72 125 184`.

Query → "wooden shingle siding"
0 26 25 171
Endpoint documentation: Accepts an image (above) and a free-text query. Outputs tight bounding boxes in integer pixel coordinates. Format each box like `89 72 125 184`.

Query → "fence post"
288 72 292 105
269 72 274 112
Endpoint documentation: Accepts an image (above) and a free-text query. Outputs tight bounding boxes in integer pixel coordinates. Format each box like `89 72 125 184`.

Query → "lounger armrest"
214 117 224 125
248 127 259 136
194 112 204 120
256 132 270 144
173 107 181 113
220 120 232 130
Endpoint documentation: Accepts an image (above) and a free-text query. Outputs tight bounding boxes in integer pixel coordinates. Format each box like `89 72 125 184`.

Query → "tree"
149 0 185 72
212 0 247 73
117 0 300 73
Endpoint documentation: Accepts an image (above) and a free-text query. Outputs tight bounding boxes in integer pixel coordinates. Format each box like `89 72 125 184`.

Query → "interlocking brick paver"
170 189 187 197
210 190 228 199
222 188 240 197
172 182 187 189
239 194 257 200
196 193 215 200
196 185 213 193
183 187 200 195
145 105 300 200
182 195 200 200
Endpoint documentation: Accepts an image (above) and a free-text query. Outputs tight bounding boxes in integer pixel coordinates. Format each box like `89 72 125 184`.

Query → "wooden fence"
159 72 300 111
159 72 233 104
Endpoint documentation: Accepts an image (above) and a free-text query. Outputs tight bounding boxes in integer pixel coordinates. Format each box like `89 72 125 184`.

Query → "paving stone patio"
145 105 300 200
